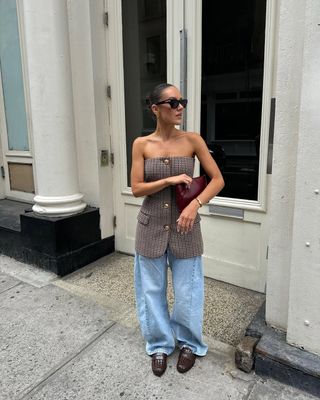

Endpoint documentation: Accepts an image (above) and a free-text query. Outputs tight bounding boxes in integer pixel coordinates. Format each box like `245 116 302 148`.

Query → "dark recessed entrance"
201 0 267 200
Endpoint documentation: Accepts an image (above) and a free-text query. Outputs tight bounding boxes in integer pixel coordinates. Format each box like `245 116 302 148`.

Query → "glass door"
121 0 167 186
108 0 168 254
120 0 269 204
0 0 34 201
200 0 267 202
109 0 274 291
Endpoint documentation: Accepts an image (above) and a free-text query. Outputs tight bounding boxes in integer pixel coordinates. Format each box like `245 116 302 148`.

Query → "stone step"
0 199 33 232
235 303 320 397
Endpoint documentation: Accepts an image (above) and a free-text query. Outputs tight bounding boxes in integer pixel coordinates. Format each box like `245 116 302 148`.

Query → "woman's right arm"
130 138 192 198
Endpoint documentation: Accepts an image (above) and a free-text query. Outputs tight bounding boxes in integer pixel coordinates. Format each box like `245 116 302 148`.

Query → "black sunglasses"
156 98 188 109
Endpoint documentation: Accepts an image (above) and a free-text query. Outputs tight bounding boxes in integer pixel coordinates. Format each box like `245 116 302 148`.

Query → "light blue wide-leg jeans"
134 249 208 356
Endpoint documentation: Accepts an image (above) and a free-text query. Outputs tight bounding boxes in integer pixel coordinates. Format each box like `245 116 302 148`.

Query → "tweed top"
135 156 203 258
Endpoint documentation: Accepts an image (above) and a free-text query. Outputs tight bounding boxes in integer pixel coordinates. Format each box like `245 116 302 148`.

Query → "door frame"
106 0 277 292
108 0 277 206
181 0 277 213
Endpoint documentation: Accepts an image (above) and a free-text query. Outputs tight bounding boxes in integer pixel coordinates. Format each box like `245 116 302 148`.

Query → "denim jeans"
134 249 208 356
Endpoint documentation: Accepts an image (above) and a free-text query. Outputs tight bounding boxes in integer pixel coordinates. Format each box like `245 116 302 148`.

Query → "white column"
21 0 86 216
265 0 306 330
286 0 320 356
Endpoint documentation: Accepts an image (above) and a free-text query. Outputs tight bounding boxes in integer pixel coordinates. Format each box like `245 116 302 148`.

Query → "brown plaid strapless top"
135 157 203 258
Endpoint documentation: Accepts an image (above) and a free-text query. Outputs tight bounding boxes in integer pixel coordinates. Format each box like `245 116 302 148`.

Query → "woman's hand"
176 199 200 234
166 174 192 187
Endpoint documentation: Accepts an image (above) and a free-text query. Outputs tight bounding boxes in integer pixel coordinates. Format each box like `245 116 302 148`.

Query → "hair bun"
145 83 173 115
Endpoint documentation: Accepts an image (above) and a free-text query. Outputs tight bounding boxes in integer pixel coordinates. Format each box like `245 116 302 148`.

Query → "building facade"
0 0 319 371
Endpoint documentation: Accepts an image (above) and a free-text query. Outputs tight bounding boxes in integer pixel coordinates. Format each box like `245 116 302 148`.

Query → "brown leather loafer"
177 347 196 373
151 353 167 377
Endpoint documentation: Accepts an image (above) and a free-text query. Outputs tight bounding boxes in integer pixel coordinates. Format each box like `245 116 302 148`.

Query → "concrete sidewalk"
0 254 318 400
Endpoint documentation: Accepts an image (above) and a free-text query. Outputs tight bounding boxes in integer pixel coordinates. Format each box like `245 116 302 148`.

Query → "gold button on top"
163 158 170 165
164 224 170 231
164 203 169 209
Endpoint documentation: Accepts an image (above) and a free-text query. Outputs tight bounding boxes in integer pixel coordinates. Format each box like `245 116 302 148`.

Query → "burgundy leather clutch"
175 175 207 212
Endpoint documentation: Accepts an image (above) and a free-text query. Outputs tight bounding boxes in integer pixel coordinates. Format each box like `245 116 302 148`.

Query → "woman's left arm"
192 133 225 204
176 133 225 234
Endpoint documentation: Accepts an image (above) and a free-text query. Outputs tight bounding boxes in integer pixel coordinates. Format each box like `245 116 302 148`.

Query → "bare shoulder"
132 133 158 157
185 132 206 148
132 135 149 150
133 136 146 146
132 136 146 158
133 133 158 145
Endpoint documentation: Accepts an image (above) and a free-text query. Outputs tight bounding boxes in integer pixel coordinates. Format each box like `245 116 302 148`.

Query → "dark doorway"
201 0 267 200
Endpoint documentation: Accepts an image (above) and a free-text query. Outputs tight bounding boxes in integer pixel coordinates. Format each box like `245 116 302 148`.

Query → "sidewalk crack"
242 380 257 400
17 321 117 400
0 281 23 295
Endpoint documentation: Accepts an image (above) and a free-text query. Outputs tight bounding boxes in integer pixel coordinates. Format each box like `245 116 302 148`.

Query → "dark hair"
146 83 174 109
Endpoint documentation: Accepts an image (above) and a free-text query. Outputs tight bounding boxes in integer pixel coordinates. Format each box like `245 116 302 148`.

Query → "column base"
32 193 87 216
20 235 114 276
15 206 114 276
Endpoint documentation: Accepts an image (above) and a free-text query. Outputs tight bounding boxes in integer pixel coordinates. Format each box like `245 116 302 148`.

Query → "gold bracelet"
195 197 203 207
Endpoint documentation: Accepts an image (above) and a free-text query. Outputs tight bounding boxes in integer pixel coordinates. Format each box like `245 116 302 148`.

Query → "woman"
131 83 224 377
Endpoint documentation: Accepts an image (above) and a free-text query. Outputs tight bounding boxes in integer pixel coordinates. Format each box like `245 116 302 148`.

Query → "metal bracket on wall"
104 12 109 27
100 150 109 166
267 98 276 174
106 85 111 99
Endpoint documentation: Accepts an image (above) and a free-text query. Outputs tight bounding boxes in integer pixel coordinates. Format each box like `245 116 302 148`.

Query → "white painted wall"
89 0 114 238
67 0 100 206
67 0 114 238
286 0 320 356
266 0 306 330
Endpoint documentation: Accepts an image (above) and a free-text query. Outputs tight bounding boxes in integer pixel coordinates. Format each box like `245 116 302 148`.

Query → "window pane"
201 0 266 200
0 0 29 151
122 0 166 186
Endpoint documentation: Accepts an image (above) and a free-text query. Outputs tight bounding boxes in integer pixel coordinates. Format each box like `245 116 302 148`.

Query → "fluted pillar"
22 0 86 216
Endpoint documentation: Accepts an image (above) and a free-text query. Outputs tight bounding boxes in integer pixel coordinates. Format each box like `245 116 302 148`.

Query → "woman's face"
152 86 186 126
